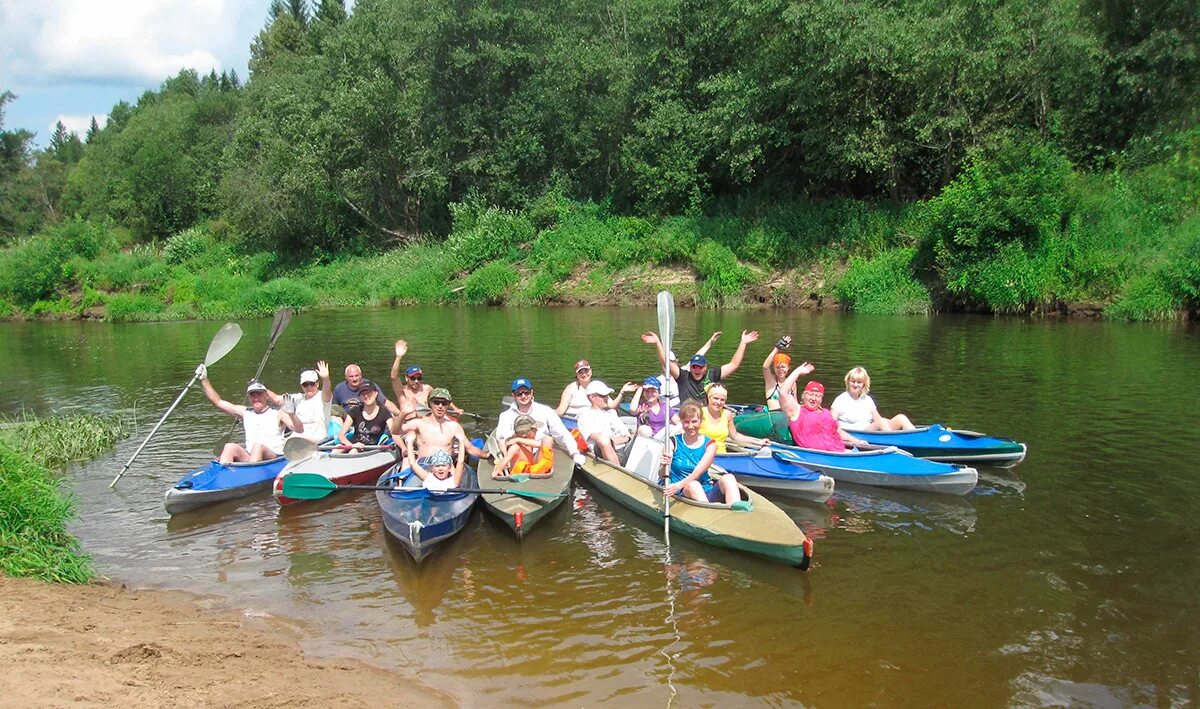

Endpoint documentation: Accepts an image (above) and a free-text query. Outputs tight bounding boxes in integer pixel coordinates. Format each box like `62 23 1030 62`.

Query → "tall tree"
85 116 100 144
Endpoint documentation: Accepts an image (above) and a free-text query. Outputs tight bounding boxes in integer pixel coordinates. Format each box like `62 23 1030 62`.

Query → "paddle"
657 290 676 545
109 323 243 488
215 308 293 451
280 472 564 501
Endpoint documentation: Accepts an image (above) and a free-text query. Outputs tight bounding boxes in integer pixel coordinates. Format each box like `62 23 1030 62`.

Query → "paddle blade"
484 432 504 460
280 472 339 501
204 323 243 367
268 307 293 343
283 436 318 462
656 291 676 356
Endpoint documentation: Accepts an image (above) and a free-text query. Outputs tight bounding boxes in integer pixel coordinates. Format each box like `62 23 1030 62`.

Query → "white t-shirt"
423 474 455 492
562 382 591 418
576 407 629 443
243 407 285 454
832 391 877 431
292 392 332 442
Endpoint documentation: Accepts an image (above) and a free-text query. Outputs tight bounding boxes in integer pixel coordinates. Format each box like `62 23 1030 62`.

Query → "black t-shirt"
675 366 723 404
348 406 393 445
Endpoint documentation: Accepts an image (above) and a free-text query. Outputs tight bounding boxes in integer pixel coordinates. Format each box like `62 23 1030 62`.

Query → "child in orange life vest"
494 414 555 479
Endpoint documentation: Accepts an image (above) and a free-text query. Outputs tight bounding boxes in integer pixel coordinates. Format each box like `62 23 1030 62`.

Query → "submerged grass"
0 413 131 583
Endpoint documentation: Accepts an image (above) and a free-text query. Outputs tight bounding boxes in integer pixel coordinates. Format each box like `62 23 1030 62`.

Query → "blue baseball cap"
643 377 661 388
511 377 533 392
405 365 422 376
689 354 708 367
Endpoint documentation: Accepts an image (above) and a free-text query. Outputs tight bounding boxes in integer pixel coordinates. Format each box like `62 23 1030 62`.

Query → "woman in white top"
556 359 630 417
830 367 916 432
289 361 333 441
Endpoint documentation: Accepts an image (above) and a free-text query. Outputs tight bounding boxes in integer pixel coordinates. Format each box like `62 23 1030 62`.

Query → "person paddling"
198 367 304 464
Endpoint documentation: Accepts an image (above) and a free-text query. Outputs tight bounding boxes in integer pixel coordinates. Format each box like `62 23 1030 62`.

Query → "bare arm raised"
717 330 759 380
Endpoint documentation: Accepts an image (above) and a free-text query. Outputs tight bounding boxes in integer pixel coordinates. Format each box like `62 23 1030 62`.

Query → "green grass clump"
835 247 932 315
236 277 317 315
694 240 751 307
0 413 130 583
464 262 519 304
446 203 535 271
1105 273 1181 321
105 292 168 321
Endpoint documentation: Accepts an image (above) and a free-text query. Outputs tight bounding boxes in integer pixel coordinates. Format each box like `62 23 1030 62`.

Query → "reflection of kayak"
735 410 1026 464
768 443 978 495
377 466 478 563
576 435 811 568
272 448 398 505
476 444 573 538
164 457 287 515
712 448 835 503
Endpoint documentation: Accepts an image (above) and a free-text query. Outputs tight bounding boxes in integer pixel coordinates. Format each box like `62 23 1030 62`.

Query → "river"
2 307 1196 707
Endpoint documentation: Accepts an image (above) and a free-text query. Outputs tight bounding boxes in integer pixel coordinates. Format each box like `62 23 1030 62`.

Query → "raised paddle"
657 290 676 545
280 472 564 501
216 307 293 450
110 323 243 488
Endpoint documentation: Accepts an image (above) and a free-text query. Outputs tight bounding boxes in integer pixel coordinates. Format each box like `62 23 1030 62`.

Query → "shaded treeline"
0 0 1197 319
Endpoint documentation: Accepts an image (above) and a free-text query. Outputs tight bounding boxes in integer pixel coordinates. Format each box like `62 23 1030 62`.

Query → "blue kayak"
853 424 1027 464
713 449 835 503
767 443 978 495
377 466 478 563
164 456 288 515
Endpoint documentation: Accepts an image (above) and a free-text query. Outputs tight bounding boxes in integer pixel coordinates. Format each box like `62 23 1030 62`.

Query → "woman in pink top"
778 367 869 451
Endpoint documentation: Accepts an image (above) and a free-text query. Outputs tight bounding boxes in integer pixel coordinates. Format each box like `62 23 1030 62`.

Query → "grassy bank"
0 132 1196 322
0 413 130 583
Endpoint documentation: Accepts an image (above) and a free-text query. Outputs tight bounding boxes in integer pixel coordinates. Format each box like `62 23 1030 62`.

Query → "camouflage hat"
426 449 454 467
429 387 452 402
514 414 537 433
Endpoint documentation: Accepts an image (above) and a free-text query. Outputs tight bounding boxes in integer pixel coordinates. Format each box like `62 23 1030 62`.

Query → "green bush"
164 225 210 264
1160 218 1200 305
835 247 932 315
446 204 535 271
946 241 1064 313
385 245 460 303
27 297 77 318
693 240 750 306
643 217 699 264
0 442 94 583
105 292 167 321
0 237 69 306
45 219 113 260
1105 273 1181 321
464 262 519 305
0 298 15 317
236 277 317 315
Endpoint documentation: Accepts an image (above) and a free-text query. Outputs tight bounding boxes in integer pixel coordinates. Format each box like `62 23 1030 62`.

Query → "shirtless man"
389 340 431 420
401 387 468 478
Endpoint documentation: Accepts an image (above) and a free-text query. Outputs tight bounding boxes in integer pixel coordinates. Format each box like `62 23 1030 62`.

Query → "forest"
0 0 1197 320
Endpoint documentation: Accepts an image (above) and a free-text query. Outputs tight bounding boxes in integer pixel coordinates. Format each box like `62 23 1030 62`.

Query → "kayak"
476 442 573 538
767 442 978 495
735 410 1025 464
377 466 479 563
854 425 1026 463
272 447 398 505
164 457 287 515
713 448 835 503
576 435 812 568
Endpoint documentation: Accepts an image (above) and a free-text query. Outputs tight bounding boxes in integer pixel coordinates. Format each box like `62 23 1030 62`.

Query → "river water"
2 308 1196 707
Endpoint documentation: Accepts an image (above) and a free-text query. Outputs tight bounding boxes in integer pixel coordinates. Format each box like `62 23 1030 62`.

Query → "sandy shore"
0 575 455 708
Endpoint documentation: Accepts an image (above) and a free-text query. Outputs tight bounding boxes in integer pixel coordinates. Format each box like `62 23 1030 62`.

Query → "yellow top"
699 407 732 454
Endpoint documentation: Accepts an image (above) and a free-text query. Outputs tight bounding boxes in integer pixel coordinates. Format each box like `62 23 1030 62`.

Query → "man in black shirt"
641 330 759 404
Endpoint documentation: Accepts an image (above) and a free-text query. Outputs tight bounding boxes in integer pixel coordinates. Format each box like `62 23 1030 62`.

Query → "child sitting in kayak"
494 414 554 479
413 449 460 492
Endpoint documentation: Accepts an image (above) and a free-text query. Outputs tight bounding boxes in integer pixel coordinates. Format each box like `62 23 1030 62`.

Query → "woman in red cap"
778 367 869 451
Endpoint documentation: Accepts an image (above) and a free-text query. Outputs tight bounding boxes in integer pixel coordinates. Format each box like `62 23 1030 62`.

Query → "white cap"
585 380 614 396
246 380 268 393
299 370 319 384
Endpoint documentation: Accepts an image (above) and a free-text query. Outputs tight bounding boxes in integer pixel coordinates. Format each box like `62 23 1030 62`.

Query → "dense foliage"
0 0 1197 319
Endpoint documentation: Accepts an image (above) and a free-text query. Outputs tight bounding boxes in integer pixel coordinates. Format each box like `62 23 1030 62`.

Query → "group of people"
196 340 485 492
196 328 915 503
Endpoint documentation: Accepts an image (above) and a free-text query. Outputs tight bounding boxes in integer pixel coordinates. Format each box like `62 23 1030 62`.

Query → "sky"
0 0 272 146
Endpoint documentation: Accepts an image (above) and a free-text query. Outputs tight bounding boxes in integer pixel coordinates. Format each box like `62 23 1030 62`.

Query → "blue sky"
0 1 272 146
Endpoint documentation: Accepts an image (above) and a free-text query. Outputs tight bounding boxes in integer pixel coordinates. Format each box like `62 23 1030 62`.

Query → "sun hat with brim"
246 380 268 394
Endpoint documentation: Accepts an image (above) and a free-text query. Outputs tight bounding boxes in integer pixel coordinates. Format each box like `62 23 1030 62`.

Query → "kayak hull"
272 448 399 505
377 467 478 563
576 436 810 567
713 450 835 503
164 457 287 515
769 443 978 495
476 444 573 539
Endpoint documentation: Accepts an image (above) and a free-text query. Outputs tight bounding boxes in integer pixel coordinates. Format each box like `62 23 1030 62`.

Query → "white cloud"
52 113 108 137
1 0 263 86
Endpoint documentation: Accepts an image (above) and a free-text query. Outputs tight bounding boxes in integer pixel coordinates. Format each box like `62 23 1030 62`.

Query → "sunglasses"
430 399 450 406
513 389 533 396
408 375 423 381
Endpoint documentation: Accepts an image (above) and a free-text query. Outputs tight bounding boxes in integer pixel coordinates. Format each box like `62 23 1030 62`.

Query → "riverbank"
0 575 451 707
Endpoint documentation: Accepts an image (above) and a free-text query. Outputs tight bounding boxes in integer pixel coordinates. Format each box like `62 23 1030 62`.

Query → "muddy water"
3 308 1196 707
